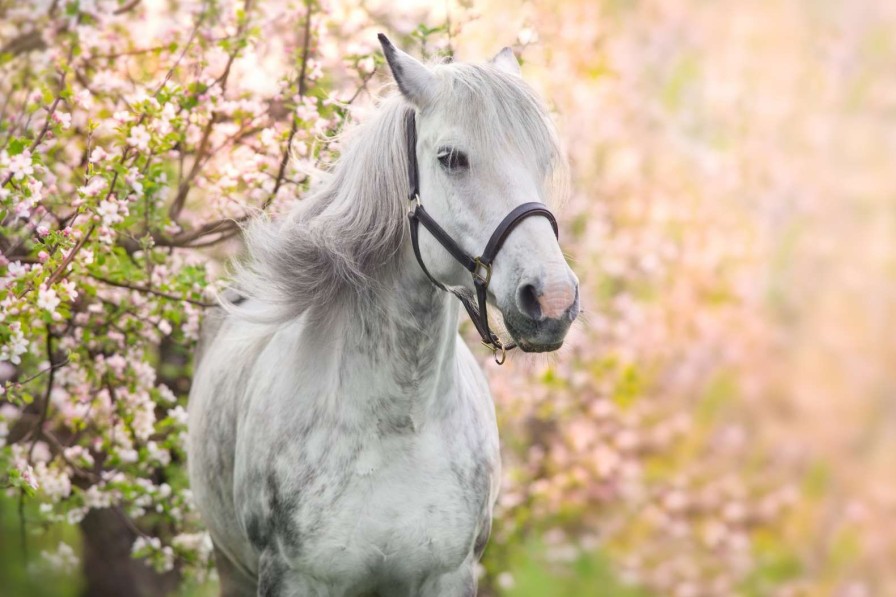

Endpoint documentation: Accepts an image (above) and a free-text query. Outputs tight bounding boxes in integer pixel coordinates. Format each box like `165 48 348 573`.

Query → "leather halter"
404 111 559 364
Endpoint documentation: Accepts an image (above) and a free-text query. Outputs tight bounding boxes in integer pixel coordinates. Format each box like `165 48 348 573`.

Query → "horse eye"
437 148 469 171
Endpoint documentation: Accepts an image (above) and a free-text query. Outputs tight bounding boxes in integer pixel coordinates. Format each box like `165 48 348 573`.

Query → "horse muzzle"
503 280 580 352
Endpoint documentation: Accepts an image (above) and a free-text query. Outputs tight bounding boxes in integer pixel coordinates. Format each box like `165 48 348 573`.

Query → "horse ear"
378 33 436 107
490 47 521 77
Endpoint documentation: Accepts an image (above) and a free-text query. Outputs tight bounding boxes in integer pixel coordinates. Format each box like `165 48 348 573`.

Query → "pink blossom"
78 176 107 197
37 285 61 314
7 151 34 180
74 89 93 109
97 198 127 226
7 261 28 278
60 280 78 300
20 463 39 490
0 322 27 364
260 127 277 147
104 353 127 375
357 56 375 74
125 169 144 195
89 146 108 162
52 111 72 130
126 125 151 151
15 198 36 218
517 27 538 45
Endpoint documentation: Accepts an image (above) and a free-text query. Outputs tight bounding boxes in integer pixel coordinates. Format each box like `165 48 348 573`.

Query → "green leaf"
7 138 26 156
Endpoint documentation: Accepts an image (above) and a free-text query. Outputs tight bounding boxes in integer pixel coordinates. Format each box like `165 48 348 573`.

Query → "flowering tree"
0 0 458 591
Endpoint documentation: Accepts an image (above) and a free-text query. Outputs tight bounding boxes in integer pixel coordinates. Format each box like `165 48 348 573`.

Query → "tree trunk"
79 508 179 597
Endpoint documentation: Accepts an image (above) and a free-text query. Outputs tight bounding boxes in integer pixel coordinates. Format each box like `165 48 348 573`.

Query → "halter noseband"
404 111 559 365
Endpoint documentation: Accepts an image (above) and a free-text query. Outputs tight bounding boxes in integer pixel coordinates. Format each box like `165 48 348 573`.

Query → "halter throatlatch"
404 111 559 365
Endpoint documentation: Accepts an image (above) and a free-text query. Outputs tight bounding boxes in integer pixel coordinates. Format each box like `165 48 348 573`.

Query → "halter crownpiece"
403 111 559 365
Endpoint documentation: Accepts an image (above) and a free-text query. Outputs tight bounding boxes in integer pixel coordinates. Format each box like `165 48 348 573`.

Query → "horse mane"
224 61 567 325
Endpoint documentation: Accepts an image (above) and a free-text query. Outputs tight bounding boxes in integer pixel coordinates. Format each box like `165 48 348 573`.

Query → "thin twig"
11 355 69 387
1 98 62 188
264 0 314 210
44 223 96 288
41 429 99 481
40 132 140 290
0 35 78 186
28 327 57 460
89 273 215 307
113 0 142 15
115 214 249 253
91 43 172 60
177 227 242 248
19 490 28 563
168 0 253 219
168 114 215 218
165 216 246 245
153 8 205 96
0 30 45 57
345 68 378 105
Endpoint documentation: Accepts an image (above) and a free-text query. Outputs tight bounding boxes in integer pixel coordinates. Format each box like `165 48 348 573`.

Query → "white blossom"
8 151 34 180
37 285 61 314
127 124 151 150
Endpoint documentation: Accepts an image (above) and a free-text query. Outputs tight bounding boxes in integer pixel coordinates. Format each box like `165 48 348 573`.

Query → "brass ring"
493 343 507 365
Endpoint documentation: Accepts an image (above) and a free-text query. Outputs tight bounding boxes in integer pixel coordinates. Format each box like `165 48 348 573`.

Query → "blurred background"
1 0 894 595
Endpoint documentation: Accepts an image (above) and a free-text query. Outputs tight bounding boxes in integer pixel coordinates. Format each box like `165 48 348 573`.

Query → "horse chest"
269 421 491 582
226 331 498 588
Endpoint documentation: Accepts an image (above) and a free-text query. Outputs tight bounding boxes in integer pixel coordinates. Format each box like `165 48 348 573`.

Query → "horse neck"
320 243 461 424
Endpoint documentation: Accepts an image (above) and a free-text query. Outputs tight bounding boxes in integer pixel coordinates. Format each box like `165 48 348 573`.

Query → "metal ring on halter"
483 338 507 365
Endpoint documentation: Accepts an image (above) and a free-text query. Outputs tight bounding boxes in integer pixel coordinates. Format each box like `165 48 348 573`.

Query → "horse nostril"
517 283 543 321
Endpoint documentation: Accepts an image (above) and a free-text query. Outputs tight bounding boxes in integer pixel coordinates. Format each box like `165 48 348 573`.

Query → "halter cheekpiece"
404 111 559 365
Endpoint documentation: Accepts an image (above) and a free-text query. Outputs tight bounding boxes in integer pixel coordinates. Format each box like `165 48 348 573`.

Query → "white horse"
187 35 580 597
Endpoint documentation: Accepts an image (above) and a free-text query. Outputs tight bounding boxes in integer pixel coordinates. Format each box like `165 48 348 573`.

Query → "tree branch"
168 0 254 219
113 0 142 16
168 113 216 218
28 328 57 460
44 223 95 287
264 0 314 210
1 97 63 188
89 274 215 307
0 30 46 57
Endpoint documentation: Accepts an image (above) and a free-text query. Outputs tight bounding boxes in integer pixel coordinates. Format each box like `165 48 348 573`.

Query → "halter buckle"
472 257 491 287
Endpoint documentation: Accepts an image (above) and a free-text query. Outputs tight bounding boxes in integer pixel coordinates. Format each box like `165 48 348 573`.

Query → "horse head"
379 35 580 353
